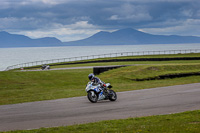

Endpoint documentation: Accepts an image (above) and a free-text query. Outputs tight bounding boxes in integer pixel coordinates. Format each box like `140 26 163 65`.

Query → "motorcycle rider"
88 73 106 90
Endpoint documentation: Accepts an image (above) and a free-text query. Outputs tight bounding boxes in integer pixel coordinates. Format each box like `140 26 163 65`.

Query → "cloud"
30 0 67 5
140 18 200 37
0 17 38 30
107 3 152 22
109 13 152 22
0 0 200 41
0 0 70 7
14 21 101 42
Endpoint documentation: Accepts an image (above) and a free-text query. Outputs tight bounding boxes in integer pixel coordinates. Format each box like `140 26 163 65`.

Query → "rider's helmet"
88 73 95 81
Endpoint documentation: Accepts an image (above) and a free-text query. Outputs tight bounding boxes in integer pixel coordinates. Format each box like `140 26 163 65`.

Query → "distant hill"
0 31 63 48
1 28 200 48
64 28 200 46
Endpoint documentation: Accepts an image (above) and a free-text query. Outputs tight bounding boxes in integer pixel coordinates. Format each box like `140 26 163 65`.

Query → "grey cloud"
0 0 199 41
107 3 152 22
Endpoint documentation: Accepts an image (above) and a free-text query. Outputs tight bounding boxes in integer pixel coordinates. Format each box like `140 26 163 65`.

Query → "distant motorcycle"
41 64 50 70
85 82 117 103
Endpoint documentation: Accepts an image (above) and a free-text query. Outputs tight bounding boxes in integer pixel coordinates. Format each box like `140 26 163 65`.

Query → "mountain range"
1 28 200 48
0 31 62 48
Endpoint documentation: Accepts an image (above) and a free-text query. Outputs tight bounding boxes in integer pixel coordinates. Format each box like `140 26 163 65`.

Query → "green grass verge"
3 110 200 133
0 69 92 105
102 64 200 80
1 63 200 105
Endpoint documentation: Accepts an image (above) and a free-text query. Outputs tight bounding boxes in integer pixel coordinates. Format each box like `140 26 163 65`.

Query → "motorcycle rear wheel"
87 91 98 103
108 90 117 101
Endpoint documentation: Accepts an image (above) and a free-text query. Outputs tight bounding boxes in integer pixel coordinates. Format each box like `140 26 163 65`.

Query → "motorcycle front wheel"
87 91 98 103
108 90 117 101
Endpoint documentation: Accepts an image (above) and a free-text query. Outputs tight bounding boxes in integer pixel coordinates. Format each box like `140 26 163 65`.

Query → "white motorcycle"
85 82 117 103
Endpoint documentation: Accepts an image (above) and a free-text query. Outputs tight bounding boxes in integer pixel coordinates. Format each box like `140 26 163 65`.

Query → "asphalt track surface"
1 83 200 131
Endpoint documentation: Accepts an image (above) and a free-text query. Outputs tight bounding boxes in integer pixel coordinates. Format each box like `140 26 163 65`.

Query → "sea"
1 43 200 71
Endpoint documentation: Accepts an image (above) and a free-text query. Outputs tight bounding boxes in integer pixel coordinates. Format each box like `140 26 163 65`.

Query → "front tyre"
108 90 117 101
87 91 98 103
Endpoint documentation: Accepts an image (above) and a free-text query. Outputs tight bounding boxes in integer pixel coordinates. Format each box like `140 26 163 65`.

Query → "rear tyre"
108 90 117 101
87 91 98 103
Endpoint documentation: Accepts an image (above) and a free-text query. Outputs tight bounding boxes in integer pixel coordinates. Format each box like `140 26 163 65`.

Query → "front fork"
90 91 95 97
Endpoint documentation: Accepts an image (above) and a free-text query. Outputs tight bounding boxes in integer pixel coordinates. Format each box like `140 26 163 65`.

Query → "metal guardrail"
5 49 200 71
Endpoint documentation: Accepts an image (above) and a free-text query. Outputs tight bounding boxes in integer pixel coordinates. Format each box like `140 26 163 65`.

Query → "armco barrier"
5 49 200 71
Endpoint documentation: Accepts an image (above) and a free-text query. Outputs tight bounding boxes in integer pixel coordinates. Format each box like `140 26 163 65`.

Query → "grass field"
2 110 200 133
1 53 200 132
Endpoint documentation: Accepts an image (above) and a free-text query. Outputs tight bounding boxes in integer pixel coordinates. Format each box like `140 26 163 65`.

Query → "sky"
0 0 200 42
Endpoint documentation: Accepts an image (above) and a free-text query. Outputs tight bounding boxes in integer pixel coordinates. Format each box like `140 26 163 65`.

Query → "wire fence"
5 49 200 71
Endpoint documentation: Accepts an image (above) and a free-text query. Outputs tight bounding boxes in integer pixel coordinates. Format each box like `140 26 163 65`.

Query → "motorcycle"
85 82 117 103
41 64 50 70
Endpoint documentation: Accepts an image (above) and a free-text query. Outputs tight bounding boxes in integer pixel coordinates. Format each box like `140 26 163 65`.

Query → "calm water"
1 43 200 71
